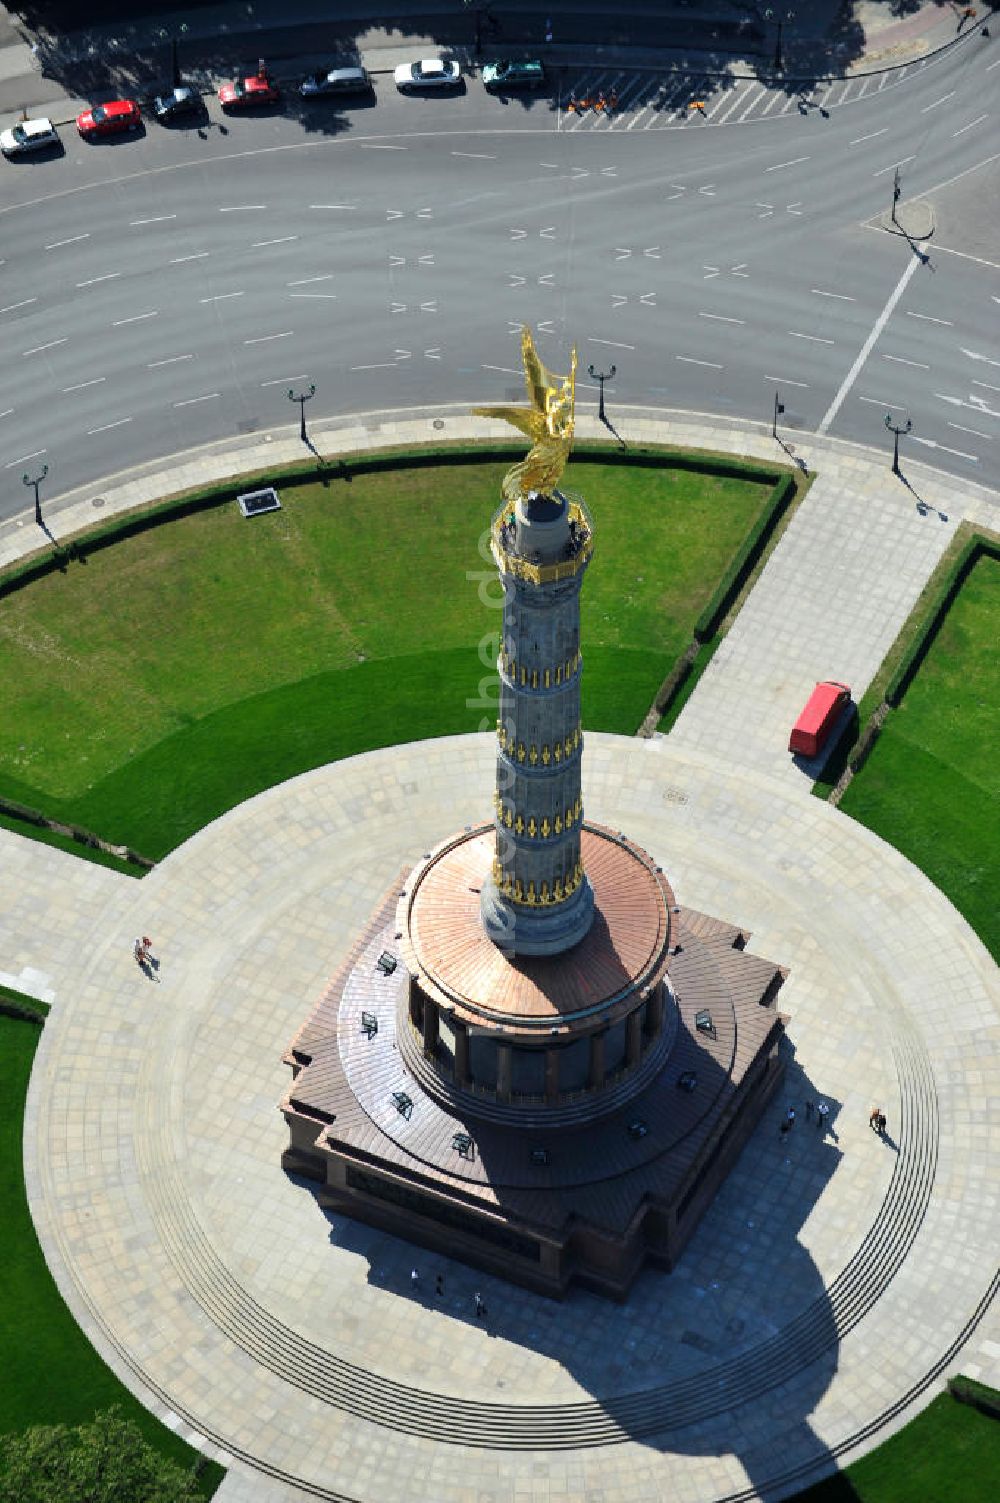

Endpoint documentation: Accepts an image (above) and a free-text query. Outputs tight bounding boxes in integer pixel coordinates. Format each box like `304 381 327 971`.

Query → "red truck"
788 681 852 758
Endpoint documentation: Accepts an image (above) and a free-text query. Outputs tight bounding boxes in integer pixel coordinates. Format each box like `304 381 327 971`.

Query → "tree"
0 1406 203 1503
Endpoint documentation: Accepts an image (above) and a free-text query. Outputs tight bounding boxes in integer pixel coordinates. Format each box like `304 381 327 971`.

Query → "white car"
393 58 462 93
1 117 59 156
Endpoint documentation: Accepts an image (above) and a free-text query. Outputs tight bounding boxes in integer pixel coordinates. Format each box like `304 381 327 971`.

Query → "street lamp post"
588 363 615 424
773 390 785 439
764 8 795 71
288 383 316 444
22 462 48 526
884 411 912 476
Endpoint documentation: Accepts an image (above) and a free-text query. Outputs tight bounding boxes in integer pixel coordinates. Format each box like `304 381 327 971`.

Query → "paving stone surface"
1 412 997 1501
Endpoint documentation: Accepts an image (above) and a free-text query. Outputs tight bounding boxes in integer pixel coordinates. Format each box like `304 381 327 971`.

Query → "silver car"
300 66 373 98
1 117 59 156
393 58 462 93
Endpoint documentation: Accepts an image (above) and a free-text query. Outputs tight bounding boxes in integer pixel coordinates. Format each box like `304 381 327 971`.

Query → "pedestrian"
876 1111 887 1137
474 1291 486 1319
779 1106 795 1137
545 17 553 44
435 1273 444 1296
141 935 158 968
805 1100 814 1122
869 1106 882 1131
133 936 145 965
817 1100 829 1131
410 1268 420 1290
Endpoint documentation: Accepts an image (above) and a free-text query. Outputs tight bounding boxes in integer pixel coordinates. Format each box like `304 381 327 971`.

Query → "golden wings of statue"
473 326 577 504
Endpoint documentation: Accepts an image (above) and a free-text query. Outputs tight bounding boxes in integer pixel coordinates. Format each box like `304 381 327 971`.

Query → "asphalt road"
0 33 997 524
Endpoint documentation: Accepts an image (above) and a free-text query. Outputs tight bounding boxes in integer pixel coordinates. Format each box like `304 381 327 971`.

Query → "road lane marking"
259 374 309 387
45 234 89 249
113 311 158 325
0 409 13 419
1 298 37 313
22 338 67 355
911 434 977 461
4 448 46 468
920 92 954 114
309 203 355 209
76 272 120 287
130 214 177 225
764 155 810 172
87 417 132 434
287 275 333 286
148 355 194 367
170 252 210 263
948 421 991 439
219 205 266 212
972 380 1000 393
872 155 915 177
819 249 924 434
252 235 298 248
360 142 406 149
451 150 496 159
764 375 808 387
482 364 522 375
173 392 221 407
858 396 895 407
199 291 245 302
244 331 293 344
288 293 337 299
882 353 929 369
788 331 834 344
700 312 745 324
587 338 635 349
936 392 1000 418
849 128 887 144
63 377 106 392
961 348 1000 367
350 361 398 370
811 289 855 301
952 113 988 138
676 356 723 368
906 311 951 325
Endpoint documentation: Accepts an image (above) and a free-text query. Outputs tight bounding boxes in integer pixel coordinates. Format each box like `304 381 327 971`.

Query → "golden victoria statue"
474 326 577 504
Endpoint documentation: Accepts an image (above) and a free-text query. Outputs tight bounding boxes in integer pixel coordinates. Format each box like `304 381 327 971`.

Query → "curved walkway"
20 735 1000 1503
2 413 997 1502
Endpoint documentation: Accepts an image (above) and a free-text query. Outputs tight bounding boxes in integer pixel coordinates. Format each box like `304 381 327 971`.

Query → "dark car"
481 59 545 93
299 66 373 99
152 85 203 121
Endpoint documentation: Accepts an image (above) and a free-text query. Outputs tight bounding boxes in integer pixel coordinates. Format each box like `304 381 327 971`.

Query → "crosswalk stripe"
737 84 767 122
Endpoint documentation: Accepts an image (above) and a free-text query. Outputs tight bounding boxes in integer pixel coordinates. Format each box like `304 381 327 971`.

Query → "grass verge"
0 1003 223 1495
0 450 777 860
837 551 999 960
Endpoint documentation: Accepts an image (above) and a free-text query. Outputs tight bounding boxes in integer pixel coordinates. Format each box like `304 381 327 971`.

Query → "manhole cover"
432 419 445 430
91 496 106 508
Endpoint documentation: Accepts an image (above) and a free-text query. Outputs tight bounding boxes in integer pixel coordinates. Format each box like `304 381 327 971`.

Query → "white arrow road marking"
936 392 1000 418
420 301 437 312
510 228 527 239
615 248 632 259
389 255 406 267
731 264 749 278
667 185 687 200
418 255 435 266
538 273 555 286
509 274 527 287
424 349 442 359
416 208 433 219
386 209 405 220
698 184 716 196
703 266 720 279
639 293 656 306
536 320 556 334
391 302 407 313
756 203 774 218
612 293 628 308
600 166 617 177
786 203 803 215
644 247 660 258
539 227 557 238
395 350 413 361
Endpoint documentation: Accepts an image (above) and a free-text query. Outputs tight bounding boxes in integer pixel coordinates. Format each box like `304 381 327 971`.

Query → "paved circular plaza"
24 730 1000 1503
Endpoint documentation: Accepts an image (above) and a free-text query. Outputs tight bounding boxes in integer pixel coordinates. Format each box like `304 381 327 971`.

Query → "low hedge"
886 534 1000 707
0 985 48 1024
949 1374 1000 1421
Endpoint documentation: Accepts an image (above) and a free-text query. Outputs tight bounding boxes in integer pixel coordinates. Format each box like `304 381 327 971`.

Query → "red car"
218 75 280 109
76 98 142 137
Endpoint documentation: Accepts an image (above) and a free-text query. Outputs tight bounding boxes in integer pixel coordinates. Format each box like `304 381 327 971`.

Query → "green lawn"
793 1390 1000 1502
0 455 773 859
0 1008 223 1496
839 554 999 960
